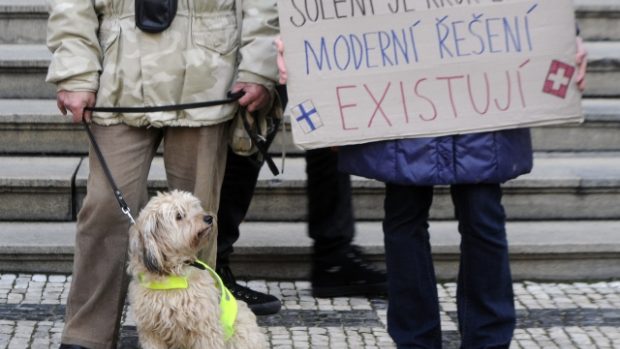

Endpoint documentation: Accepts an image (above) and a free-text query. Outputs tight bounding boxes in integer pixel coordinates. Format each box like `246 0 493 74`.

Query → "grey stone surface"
0 99 86 155
0 45 53 99
0 45 50 68
0 152 618 223
0 5 47 45
247 154 620 221
0 45 52 100
584 42 620 97
233 221 620 281
1 274 620 348
531 99 620 151
575 0 620 41
0 220 618 280
0 157 80 221
44 152 620 221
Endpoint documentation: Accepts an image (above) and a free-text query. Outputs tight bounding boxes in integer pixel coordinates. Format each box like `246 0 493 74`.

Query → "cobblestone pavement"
0 274 619 348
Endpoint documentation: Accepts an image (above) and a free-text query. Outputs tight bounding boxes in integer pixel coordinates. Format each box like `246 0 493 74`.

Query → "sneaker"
311 245 387 298
216 265 282 316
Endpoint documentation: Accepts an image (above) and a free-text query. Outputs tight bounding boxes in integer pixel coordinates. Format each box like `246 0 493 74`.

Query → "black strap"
82 92 245 224
189 261 207 270
84 91 245 113
82 118 136 224
241 109 280 176
81 91 279 223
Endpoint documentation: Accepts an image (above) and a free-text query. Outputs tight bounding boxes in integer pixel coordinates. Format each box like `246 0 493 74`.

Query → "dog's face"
129 190 214 275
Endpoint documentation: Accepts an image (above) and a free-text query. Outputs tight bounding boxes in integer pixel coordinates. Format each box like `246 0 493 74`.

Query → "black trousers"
383 183 514 348
216 147 356 267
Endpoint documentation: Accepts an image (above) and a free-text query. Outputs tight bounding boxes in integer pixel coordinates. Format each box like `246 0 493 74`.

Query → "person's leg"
61 125 160 349
215 148 281 315
451 184 515 349
307 148 387 297
306 148 355 255
383 184 442 349
162 124 228 268
216 148 261 269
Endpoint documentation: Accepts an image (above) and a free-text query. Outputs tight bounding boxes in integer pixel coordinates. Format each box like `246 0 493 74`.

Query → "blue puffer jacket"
338 129 533 186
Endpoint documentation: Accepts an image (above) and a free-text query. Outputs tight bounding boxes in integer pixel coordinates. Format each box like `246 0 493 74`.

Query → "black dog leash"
81 117 136 225
82 93 243 224
86 91 279 176
81 92 279 224
85 91 245 114
241 109 280 176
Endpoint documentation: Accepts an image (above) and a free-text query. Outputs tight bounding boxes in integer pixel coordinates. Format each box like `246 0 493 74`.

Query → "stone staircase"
0 0 619 280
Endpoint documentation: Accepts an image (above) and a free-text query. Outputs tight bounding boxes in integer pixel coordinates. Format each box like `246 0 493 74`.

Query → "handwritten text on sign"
278 0 583 149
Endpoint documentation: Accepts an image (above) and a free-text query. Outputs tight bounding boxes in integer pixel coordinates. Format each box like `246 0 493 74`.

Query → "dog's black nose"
203 215 213 224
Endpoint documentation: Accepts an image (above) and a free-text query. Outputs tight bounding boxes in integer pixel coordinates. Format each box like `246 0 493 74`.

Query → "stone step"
0 220 618 280
0 0 47 45
586 42 620 97
1 0 618 44
1 41 619 99
0 45 54 99
575 0 620 41
1 99 619 155
1 153 619 221
0 157 80 221
246 153 620 221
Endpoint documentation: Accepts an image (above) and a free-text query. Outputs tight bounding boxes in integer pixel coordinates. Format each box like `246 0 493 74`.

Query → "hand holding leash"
231 82 271 112
57 90 96 123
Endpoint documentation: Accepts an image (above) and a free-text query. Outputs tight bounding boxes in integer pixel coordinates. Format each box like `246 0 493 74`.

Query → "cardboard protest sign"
278 0 583 149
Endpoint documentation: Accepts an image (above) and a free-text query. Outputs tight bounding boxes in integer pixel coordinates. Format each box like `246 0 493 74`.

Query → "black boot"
59 345 90 349
312 245 387 298
217 265 281 316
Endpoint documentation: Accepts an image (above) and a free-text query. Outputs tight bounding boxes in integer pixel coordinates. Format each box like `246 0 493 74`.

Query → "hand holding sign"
575 37 588 92
276 36 288 85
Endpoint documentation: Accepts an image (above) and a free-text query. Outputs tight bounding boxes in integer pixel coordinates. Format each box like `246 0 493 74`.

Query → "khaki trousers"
61 123 228 349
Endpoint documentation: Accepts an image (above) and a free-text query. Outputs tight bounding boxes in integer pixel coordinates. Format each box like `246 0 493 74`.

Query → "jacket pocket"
192 13 238 55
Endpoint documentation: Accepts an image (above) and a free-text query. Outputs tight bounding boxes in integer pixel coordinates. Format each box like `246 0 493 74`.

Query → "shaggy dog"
127 190 267 349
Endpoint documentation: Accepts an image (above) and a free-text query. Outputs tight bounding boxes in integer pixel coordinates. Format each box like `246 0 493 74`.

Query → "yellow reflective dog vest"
138 259 238 340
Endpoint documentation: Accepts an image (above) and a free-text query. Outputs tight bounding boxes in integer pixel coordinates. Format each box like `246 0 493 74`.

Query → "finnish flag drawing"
291 100 323 134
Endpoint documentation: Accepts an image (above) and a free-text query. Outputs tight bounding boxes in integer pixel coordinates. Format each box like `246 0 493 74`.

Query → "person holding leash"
47 0 278 348
276 30 588 349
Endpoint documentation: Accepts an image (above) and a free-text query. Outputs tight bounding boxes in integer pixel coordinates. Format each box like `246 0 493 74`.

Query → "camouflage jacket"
46 0 279 127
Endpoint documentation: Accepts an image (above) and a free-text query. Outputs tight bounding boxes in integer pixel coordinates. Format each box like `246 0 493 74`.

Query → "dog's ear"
139 211 166 275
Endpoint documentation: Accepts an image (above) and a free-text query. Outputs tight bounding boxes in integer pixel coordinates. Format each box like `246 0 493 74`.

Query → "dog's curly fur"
127 190 267 349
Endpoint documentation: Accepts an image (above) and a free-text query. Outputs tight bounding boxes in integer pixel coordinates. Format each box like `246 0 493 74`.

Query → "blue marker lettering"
349 34 365 70
451 20 469 57
436 15 453 59
305 38 332 75
378 31 394 66
363 32 379 68
468 13 485 55
485 17 501 54
333 35 352 70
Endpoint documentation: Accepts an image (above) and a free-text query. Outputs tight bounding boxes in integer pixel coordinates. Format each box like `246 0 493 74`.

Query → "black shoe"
59 345 90 349
312 245 387 298
217 265 282 316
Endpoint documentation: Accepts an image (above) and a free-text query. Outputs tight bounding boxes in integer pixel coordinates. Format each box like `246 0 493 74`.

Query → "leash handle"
81 118 136 225
240 110 280 176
